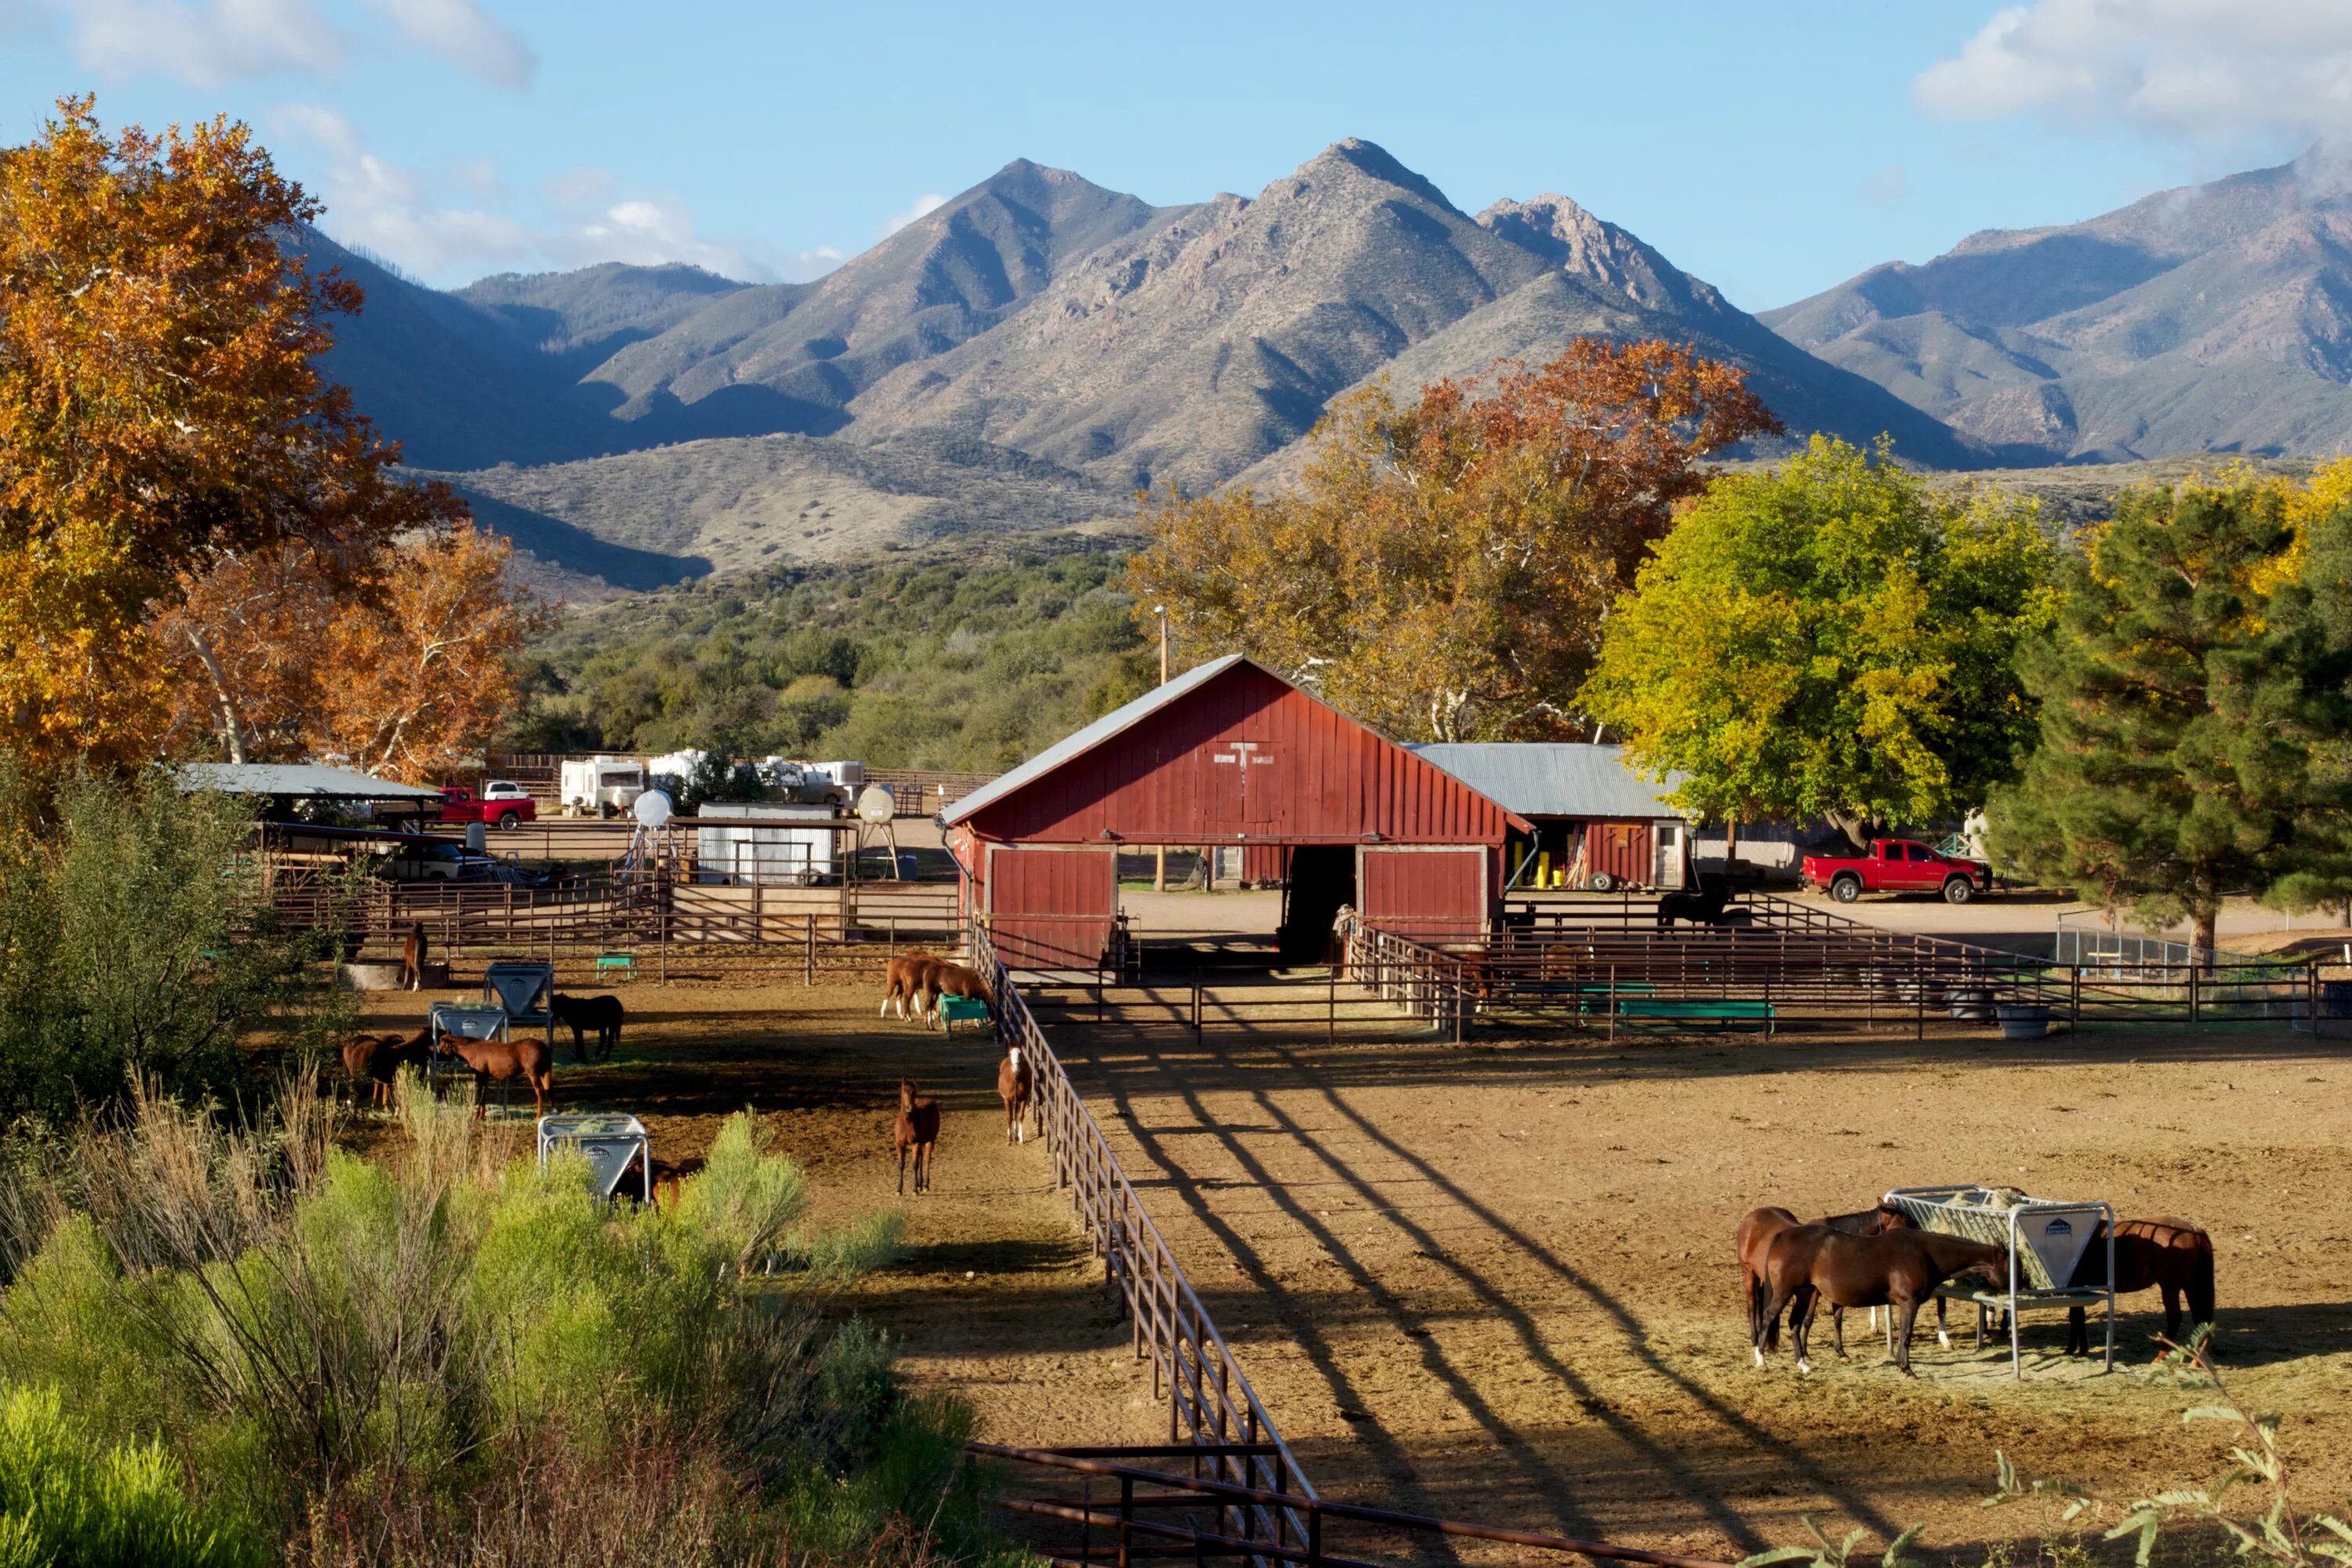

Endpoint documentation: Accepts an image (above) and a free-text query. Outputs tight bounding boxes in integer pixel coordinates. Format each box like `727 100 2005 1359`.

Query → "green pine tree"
1991 477 2318 954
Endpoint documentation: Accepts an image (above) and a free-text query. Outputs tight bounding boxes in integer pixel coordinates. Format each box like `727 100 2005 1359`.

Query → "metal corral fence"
1363 893 2328 1037
965 925 1317 1561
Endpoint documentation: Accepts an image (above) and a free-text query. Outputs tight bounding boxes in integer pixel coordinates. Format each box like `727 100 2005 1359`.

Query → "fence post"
804 917 816 987
1192 968 1203 1042
2071 965 2081 1030
1607 962 1617 1044
2188 964 2199 1025
1327 960 1336 1047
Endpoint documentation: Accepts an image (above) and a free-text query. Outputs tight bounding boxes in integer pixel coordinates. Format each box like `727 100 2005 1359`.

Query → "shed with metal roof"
1410 743 1692 892
941 656 1530 965
177 763 445 800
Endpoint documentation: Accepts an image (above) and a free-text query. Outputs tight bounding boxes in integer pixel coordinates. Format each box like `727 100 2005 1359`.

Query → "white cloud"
355 0 531 90
68 0 343 87
47 0 531 90
278 107 844 286
1916 0 2352 143
877 192 949 239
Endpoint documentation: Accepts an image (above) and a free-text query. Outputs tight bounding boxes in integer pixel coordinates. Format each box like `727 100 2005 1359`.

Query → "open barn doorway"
1277 844 1356 962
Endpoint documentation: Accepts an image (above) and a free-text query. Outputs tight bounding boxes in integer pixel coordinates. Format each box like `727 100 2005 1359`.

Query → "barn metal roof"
938 654 1248 826
177 763 445 799
1408 744 1689 821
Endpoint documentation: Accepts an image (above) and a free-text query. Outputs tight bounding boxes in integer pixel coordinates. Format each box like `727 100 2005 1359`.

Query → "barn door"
1356 845 1487 943
986 845 1117 973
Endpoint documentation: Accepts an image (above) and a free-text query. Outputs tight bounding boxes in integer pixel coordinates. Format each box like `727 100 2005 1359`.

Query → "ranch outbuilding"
938 655 1531 967
1410 742 1693 893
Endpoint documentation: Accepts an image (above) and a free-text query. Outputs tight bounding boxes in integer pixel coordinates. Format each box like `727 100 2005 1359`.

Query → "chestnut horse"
437 1032 554 1120
2066 1218 2216 1355
996 1044 1033 1144
895 1080 940 1195
342 1029 430 1110
925 961 993 1022
399 922 429 991
880 953 940 1019
1757 1225 2009 1374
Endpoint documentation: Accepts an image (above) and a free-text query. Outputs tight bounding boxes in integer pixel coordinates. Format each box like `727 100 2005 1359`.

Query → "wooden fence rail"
967 925 1316 1563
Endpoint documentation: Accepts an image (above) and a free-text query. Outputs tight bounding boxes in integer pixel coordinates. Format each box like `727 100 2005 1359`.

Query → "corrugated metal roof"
1408 744 1688 820
938 654 1247 826
177 763 445 799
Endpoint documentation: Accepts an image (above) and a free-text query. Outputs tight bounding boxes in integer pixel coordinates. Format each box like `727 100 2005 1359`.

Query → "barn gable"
941 656 1529 845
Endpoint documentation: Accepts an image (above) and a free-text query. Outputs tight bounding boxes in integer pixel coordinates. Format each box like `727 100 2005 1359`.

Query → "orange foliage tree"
0 97 466 771
1125 340 1780 741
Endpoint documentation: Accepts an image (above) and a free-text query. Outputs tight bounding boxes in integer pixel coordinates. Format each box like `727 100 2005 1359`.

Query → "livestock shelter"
1410 743 1691 893
939 656 1531 967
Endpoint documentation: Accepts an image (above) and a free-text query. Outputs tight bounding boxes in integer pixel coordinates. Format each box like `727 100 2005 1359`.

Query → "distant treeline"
510 541 1155 770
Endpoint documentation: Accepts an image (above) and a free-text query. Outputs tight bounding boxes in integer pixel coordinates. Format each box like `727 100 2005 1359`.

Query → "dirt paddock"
347 978 2352 1563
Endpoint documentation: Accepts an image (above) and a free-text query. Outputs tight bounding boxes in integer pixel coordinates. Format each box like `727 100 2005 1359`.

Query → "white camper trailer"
560 756 647 818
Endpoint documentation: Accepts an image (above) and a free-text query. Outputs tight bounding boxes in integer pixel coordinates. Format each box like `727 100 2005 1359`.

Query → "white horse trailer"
561 756 646 818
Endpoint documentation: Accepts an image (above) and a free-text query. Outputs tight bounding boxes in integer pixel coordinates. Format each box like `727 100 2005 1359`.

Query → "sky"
4 0 2350 310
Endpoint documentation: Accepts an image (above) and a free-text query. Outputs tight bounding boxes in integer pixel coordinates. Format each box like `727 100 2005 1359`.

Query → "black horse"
1659 873 1740 928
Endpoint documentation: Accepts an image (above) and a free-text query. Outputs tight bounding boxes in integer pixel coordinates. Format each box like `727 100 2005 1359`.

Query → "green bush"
0 1383 264 1568
0 1086 970 1567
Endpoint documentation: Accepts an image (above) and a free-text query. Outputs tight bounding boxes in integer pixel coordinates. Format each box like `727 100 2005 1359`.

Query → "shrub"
0 1382 265 1568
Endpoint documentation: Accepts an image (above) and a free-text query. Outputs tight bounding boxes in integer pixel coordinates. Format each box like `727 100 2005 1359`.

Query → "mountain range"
311 140 2352 594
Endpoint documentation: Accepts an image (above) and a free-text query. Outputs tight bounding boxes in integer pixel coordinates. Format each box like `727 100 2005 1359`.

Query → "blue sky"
2 1 2345 310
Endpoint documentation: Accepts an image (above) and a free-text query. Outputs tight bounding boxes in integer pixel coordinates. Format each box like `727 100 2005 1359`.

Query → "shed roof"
1409 744 1688 821
177 763 445 800
938 654 1247 826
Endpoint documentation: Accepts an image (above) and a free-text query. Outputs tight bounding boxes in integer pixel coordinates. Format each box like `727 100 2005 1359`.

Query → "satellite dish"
633 789 673 829
856 785 897 824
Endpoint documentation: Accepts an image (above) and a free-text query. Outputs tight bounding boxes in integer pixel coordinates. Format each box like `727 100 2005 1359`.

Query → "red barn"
939 655 1530 967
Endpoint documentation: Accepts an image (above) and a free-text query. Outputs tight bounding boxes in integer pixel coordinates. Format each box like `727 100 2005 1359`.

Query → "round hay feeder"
1996 1003 2053 1039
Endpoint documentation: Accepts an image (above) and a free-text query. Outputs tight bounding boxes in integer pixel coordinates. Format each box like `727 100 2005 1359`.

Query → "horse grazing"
1757 1225 2009 1374
647 1154 706 1209
880 953 941 1019
550 993 625 1062
996 1044 1033 1145
925 961 993 1023
341 1029 430 1110
1737 1202 1915 1355
437 1032 554 1120
399 922 429 991
895 1080 941 1195
2066 1218 2216 1356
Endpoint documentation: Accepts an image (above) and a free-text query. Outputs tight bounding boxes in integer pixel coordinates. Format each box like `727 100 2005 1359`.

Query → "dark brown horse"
2066 1218 2216 1355
895 1080 940 1195
1758 1225 2010 1374
1737 1203 1916 1356
550 993 625 1062
399 922 429 991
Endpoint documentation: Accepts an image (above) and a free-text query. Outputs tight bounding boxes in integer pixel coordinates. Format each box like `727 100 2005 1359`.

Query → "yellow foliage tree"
0 97 464 771
1125 341 1780 741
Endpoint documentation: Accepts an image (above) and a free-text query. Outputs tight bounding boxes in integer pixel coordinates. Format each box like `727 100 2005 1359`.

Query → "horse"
1659 877 1733 929
647 1154 706 1209
1737 1202 1915 1355
880 953 940 1019
550 993 625 1062
437 1032 554 1120
924 961 992 1024
996 1044 1033 1145
341 1029 429 1110
895 1080 940 1195
399 922 429 991
2065 1218 2216 1356
1757 1225 2010 1374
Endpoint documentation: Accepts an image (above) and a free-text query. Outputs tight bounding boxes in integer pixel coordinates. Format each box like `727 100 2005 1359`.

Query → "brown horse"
1758 1225 2010 1374
996 1044 1033 1145
880 953 939 1019
895 1080 940 1195
341 1029 430 1110
647 1154 706 1209
550 993 625 1062
924 961 992 1027
2066 1218 2217 1355
399 922 429 991
1737 1202 1915 1355
437 1032 554 1120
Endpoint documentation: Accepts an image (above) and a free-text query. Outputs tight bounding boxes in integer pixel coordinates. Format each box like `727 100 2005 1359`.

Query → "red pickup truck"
1800 838 1991 905
431 781 537 830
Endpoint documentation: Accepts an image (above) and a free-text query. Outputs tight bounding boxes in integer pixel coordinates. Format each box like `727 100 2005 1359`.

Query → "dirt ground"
1047 1017 2352 1562
347 978 2352 1563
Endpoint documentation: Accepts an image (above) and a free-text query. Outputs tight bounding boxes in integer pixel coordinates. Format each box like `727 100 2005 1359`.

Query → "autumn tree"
1582 436 2056 849
0 96 464 771
1126 340 1780 741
